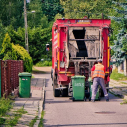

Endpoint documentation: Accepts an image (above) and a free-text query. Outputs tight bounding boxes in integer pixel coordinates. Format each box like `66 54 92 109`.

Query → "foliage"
120 99 127 104
29 116 38 127
110 68 127 81
0 97 13 117
6 108 27 126
0 0 24 28
28 27 52 64
110 0 127 66
0 21 7 52
7 26 25 47
35 60 52 67
38 111 45 127
42 0 64 22
1 33 13 60
12 44 33 72
1 33 33 72
60 0 113 19
27 0 49 28
7 26 52 64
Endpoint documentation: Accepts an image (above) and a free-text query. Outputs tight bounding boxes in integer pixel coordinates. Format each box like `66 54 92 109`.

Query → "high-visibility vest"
92 64 105 79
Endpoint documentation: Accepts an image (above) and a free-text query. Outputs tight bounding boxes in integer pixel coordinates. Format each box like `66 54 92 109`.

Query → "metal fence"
0 60 23 97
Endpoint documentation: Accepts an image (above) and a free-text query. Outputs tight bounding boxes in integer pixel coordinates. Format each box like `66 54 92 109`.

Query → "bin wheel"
89 97 91 101
84 97 86 101
72 97 75 102
98 97 101 101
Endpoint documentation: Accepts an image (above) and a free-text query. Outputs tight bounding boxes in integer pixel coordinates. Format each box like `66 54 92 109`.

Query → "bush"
12 44 33 72
35 60 52 67
0 33 33 72
48 61 52 66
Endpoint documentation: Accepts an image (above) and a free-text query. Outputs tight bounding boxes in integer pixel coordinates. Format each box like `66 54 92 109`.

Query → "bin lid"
71 75 85 79
18 72 32 77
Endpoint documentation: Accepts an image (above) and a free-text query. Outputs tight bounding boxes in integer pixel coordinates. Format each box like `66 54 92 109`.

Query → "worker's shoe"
91 100 95 102
106 99 109 102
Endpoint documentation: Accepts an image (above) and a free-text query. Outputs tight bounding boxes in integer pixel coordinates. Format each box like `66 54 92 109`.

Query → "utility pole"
24 0 29 53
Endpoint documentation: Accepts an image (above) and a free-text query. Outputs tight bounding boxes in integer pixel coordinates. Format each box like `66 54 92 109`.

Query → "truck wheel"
61 88 68 97
54 88 60 97
53 74 60 97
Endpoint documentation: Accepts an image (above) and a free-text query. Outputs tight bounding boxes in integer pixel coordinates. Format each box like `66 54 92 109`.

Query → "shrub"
0 33 33 72
35 60 52 67
48 61 52 66
12 44 33 72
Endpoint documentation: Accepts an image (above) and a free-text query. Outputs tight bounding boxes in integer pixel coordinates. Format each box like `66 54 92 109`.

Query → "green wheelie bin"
71 76 85 101
18 72 32 98
88 78 100 101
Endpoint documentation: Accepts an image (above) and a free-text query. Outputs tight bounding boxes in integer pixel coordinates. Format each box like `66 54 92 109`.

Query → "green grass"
110 69 127 81
5 107 27 126
35 61 52 67
0 97 27 126
0 97 13 117
29 116 39 127
120 99 127 105
38 111 45 127
121 82 127 84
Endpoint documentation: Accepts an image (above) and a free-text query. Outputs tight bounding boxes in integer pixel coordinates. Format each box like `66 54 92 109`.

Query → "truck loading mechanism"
51 19 112 98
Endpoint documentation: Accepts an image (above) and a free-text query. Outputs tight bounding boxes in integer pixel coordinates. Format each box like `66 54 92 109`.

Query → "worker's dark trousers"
91 77 109 100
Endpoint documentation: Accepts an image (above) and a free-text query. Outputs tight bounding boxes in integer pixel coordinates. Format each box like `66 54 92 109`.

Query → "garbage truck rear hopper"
51 18 112 97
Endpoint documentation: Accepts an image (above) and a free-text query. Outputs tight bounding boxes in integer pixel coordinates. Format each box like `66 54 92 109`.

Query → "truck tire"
53 74 60 97
54 88 60 97
61 88 68 97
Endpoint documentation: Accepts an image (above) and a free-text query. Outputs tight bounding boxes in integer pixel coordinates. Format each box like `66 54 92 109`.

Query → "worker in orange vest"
91 59 109 102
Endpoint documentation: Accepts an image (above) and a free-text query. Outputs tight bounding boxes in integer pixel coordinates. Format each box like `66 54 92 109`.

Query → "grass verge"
5 107 27 126
35 61 52 67
110 69 127 81
120 99 127 105
0 97 13 117
0 97 27 126
38 111 45 127
29 116 39 127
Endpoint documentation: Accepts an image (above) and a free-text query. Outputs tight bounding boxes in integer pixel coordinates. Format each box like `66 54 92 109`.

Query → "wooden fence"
0 60 23 97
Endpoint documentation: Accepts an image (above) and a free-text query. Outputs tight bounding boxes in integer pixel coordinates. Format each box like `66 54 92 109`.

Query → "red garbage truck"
51 18 112 97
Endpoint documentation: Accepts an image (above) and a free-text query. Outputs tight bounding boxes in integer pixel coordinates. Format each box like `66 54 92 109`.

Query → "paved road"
42 74 127 127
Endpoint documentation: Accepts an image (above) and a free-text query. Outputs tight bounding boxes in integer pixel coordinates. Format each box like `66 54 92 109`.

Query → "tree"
0 21 7 52
60 0 113 19
42 0 64 22
110 1 127 66
27 0 49 28
0 0 24 28
0 33 33 72
1 33 12 60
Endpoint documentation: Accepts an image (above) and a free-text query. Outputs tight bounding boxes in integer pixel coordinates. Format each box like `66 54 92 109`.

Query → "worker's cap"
97 59 102 62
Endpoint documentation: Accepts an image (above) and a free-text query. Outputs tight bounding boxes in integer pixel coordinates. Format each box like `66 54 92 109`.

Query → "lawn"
110 69 127 81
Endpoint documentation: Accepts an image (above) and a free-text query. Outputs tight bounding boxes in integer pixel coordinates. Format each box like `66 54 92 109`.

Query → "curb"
109 89 127 99
33 78 46 127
